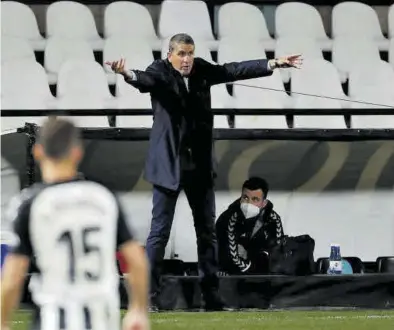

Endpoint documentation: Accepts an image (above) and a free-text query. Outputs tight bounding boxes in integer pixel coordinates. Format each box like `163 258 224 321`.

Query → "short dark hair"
37 117 81 160
169 33 195 52
242 177 269 199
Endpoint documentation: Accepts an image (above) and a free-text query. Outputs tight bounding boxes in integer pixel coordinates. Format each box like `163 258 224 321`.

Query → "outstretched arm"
106 58 166 93
205 55 303 86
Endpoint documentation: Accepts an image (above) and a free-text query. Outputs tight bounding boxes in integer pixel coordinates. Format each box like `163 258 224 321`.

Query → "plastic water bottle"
327 244 342 275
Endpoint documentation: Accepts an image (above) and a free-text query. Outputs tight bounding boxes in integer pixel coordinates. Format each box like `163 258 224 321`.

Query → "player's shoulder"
193 57 216 75
71 179 120 203
6 183 45 225
146 59 168 72
11 183 45 209
194 57 211 66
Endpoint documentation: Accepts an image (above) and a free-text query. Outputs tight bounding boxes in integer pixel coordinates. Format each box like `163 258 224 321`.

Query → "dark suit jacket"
125 57 273 190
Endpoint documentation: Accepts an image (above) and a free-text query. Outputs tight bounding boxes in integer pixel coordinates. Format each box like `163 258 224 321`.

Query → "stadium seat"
232 80 289 129
158 0 217 50
110 38 152 117
57 60 112 100
104 37 154 84
350 92 394 128
275 2 332 51
1 1 45 50
376 256 394 273
210 83 233 114
213 114 230 129
55 97 110 128
390 39 394 69
218 38 267 64
292 97 346 129
316 257 364 274
389 4 394 39
219 39 290 110
332 37 381 83
115 111 153 128
1 61 54 130
45 38 95 84
56 60 113 127
1 61 55 105
217 2 275 51
275 37 323 83
348 60 394 99
332 2 389 51
291 59 350 108
1 36 36 64
104 1 161 51
46 1 104 50
233 70 291 106
115 76 153 128
235 113 289 129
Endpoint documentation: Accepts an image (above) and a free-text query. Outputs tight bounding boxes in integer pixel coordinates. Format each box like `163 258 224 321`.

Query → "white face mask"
240 202 260 219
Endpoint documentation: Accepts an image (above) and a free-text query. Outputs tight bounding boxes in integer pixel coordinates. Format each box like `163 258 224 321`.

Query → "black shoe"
149 304 159 313
204 304 236 312
203 294 236 312
149 294 160 313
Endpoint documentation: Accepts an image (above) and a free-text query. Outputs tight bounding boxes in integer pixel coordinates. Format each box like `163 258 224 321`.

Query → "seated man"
216 177 284 275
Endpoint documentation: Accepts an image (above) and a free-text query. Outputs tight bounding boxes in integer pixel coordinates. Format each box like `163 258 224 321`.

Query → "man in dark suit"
106 33 301 311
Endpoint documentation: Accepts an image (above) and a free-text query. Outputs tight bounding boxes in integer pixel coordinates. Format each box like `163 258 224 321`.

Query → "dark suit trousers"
146 171 219 300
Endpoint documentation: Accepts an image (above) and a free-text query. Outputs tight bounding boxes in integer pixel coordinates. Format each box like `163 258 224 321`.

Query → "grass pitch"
11 309 394 330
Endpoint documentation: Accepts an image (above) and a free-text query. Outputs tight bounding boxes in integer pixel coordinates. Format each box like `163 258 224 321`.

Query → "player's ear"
71 145 84 164
33 144 44 162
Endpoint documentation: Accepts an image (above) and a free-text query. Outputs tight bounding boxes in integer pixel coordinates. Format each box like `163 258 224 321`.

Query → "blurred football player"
1 118 150 330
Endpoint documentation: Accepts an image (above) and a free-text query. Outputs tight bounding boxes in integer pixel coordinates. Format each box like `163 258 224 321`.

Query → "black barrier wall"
2 132 394 191
2 122 394 310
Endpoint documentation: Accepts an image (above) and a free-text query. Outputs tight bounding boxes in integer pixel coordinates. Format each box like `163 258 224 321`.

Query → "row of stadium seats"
316 256 394 274
2 54 394 105
2 61 394 131
2 1 394 51
3 35 394 85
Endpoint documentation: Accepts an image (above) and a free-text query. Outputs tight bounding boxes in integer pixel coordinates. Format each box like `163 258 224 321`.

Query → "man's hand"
105 58 127 75
123 309 150 330
269 54 303 70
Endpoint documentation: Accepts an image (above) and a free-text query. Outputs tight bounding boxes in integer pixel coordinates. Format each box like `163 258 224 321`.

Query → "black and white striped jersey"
7 178 134 330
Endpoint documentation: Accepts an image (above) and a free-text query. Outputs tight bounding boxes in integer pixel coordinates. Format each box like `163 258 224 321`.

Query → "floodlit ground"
11 309 394 330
